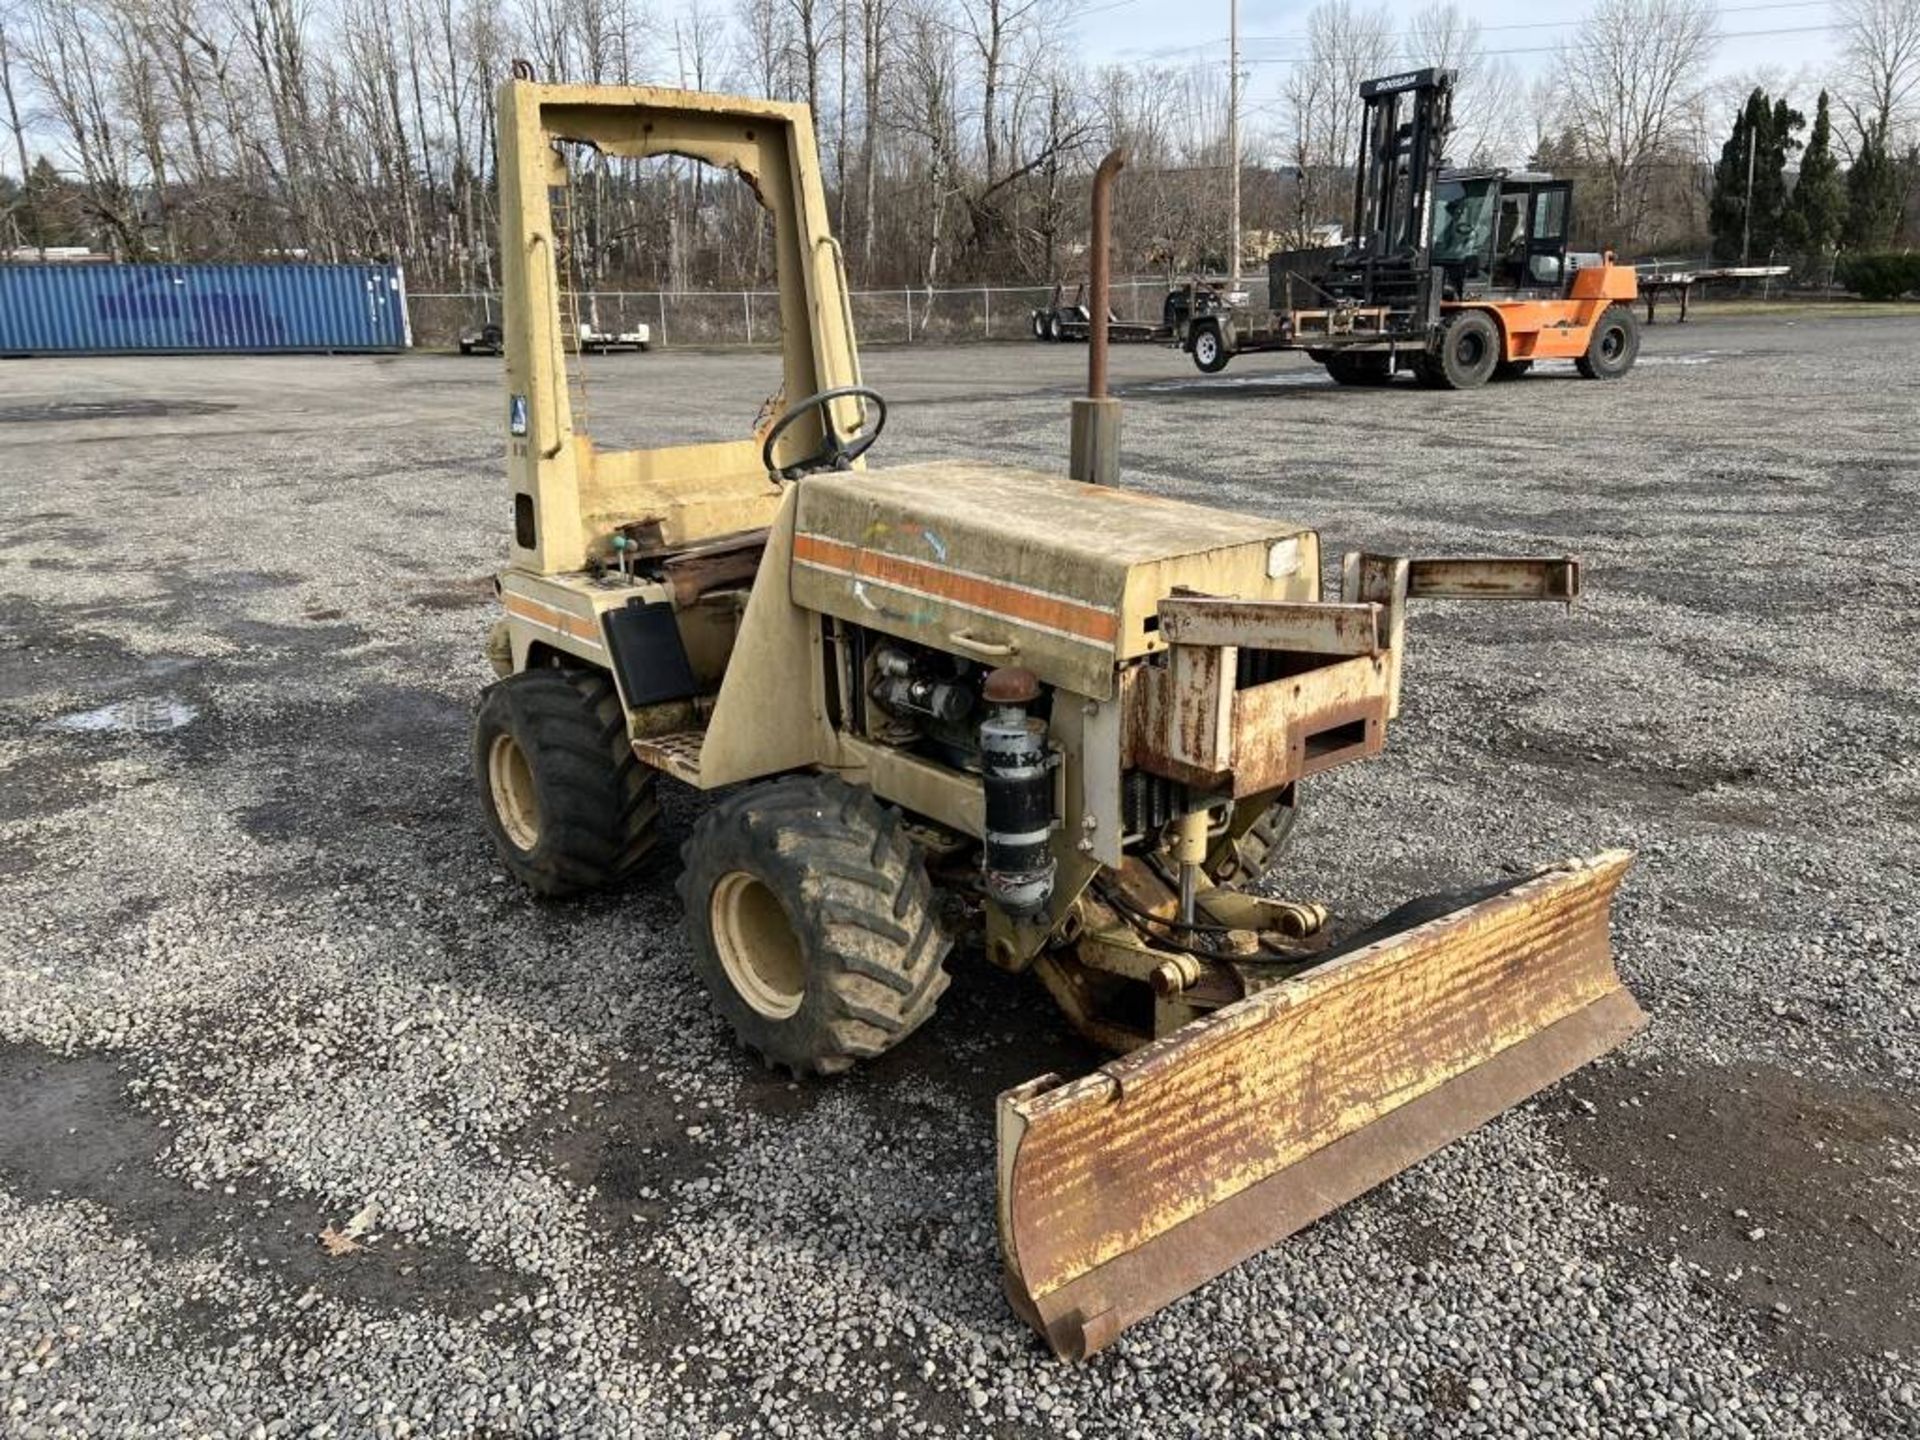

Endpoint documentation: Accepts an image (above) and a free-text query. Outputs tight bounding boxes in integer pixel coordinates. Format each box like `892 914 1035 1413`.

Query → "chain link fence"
408 276 1270 351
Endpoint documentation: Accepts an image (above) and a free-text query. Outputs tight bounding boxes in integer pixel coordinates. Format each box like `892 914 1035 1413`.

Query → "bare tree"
1 3 37 193
1553 0 1717 249
1406 3 1521 166
1832 0 1920 153
835 0 847 231
22 0 146 255
0 0 1746 292
889 0 961 283
734 0 792 98
858 0 894 264
958 0 1044 184
1282 0 1391 245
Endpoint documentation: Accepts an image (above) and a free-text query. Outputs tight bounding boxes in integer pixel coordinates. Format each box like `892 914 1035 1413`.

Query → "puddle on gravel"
1134 372 1329 393
1636 351 1728 366
49 697 199 733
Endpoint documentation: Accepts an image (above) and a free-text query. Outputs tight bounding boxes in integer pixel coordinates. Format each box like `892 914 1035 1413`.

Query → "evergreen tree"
1781 91 1844 258
1845 123 1903 251
1708 90 1802 263
21 158 85 249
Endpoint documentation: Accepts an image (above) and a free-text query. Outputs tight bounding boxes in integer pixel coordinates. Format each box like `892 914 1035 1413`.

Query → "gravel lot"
2 314 1917 1438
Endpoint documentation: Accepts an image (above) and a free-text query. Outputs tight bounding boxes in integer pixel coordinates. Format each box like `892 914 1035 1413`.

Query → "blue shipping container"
0 262 410 355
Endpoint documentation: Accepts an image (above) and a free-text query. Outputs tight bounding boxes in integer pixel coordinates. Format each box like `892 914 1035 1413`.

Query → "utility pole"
1228 0 1241 281
1740 119 1756 266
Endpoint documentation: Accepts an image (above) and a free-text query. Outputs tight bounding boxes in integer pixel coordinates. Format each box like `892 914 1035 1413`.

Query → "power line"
1240 21 1839 66
1068 0 1159 20
1146 0 1838 60
1242 0 1833 44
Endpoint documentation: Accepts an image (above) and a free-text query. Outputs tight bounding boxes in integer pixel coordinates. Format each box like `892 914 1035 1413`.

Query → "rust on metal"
1148 953 1206 998
983 665 1042 704
1156 597 1383 655
1404 557 1581 602
660 526 770 605
1125 648 1390 796
997 850 1643 1359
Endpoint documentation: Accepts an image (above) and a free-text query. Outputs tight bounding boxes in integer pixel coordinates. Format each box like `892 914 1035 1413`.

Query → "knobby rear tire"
680 774 951 1077
474 666 660 898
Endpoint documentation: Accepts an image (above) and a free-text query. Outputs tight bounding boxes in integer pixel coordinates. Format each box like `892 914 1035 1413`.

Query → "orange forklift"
1182 68 1640 387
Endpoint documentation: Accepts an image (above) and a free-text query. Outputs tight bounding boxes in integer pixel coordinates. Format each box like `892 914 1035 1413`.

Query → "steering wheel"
760 386 888 480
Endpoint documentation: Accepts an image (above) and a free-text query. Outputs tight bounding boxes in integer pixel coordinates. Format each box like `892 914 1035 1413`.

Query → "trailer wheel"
474 666 660 898
1192 324 1231 374
680 774 951 1077
1576 304 1639 380
1492 359 1533 381
1324 353 1393 386
1426 310 1501 389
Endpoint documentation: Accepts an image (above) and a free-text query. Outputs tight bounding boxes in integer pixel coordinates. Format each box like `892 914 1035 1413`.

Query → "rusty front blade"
996 850 1643 1360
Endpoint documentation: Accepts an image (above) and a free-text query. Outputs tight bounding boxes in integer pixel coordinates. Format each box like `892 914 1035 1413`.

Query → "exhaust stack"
1069 148 1127 487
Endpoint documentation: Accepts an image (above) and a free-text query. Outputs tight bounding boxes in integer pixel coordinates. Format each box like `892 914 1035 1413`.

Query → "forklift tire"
1046 313 1062 342
1576 304 1639 380
680 774 951 1077
1031 311 1047 341
1425 309 1501 389
1323 353 1394 386
475 666 660 898
1205 792 1298 886
1192 324 1231 374
1491 359 1533 381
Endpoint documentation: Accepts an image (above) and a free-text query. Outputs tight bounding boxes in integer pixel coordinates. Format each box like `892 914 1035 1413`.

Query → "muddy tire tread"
474 666 660 897
679 774 950 1076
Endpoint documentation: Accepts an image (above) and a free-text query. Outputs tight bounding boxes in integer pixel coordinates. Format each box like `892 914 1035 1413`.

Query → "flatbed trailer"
1030 280 1168 344
1636 265 1790 323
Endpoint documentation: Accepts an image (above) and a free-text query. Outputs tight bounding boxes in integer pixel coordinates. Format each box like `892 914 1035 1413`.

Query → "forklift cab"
1498 175 1573 291
1431 171 1501 289
1432 169 1573 298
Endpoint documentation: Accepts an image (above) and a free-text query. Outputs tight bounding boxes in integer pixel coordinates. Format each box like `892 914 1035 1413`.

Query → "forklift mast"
1345 67 1454 324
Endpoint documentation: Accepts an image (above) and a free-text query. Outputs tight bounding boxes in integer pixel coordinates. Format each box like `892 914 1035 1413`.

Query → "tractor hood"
791 461 1319 698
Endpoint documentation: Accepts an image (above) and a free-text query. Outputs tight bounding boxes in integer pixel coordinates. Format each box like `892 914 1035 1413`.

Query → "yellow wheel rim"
710 870 806 1019
488 732 541 851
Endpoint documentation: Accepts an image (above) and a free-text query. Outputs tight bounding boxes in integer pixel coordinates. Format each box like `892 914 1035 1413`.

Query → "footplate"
996 850 1642 1359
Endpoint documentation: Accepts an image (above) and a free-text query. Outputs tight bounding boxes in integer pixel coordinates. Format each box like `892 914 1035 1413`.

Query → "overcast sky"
648 0 1851 141
1067 0 1845 119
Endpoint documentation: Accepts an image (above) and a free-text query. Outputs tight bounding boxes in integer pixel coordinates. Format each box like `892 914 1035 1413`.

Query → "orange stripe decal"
504 594 604 646
794 533 1118 644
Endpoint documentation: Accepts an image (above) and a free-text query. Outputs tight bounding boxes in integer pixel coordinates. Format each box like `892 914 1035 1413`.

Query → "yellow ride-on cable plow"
472 76 1644 1359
